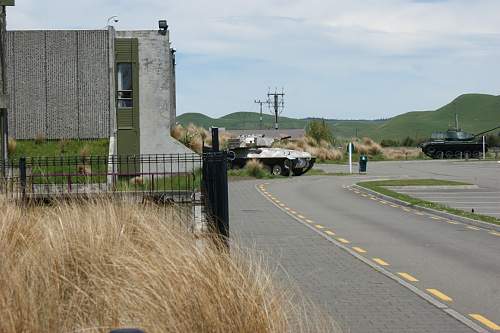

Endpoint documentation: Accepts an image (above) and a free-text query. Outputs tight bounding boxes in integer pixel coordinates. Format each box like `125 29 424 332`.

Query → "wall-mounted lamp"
158 20 168 35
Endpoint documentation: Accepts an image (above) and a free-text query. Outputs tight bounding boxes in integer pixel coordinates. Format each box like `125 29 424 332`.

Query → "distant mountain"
177 94 500 140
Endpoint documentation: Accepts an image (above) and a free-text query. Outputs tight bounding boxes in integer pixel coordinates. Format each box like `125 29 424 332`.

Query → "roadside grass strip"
357 179 500 226
372 258 389 266
427 289 453 302
397 272 419 282
469 314 500 331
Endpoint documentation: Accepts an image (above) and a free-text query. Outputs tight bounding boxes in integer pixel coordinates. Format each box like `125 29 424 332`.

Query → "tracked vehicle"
420 117 500 159
227 135 315 176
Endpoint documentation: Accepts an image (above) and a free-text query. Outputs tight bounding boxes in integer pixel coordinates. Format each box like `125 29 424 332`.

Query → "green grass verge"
357 179 500 226
10 139 109 159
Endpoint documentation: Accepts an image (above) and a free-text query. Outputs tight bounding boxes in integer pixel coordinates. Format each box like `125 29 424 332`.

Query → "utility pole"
0 1 15 168
254 99 266 130
267 88 285 130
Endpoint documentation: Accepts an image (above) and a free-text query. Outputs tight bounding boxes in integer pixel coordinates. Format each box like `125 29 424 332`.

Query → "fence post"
211 127 219 152
19 157 26 202
203 151 229 248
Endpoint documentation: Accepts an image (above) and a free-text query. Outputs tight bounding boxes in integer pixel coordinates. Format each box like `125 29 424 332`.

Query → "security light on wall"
159 20 168 35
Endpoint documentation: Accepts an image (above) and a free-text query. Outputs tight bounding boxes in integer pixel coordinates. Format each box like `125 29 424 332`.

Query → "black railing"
1 154 202 203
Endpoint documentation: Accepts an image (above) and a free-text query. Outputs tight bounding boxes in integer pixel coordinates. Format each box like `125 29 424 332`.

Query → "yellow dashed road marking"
430 216 441 220
354 191 360 194
285 207 290 211
362 194 368 197
305 219 314 223
337 238 350 244
370 198 378 201
372 258 389 266
380 201 388 205
398 272 419 282
490 231 500 237
403 208 411 212
274 200 281 203
427 289 452 302
469 314 500 330
415 212 425 216
352 247 367 253
297 214 305 219
447 220 459 225
467 226 480 231
279 203 286 207
390 204 399 208
325 230 336 236
315 224 325 229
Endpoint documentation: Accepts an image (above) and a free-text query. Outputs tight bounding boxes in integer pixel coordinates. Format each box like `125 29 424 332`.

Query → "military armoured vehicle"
420 117 500 159
227 135 315 176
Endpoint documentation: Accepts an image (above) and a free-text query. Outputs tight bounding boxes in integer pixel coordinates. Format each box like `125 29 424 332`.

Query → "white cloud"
6 0 500 118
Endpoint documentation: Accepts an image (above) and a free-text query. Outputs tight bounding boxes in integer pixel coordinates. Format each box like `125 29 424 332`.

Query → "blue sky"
7 0 500 119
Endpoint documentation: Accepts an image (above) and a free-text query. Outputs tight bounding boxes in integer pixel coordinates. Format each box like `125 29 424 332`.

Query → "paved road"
231 181 487 332
230 161 500 332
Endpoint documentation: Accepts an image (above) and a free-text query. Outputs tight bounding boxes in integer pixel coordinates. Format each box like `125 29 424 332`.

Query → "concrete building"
4 23 192 156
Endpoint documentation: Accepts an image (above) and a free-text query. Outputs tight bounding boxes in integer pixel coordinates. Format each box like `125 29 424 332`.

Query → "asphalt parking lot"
388 186 500 218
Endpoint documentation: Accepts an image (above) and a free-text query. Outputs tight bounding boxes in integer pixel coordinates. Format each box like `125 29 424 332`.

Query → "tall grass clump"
354 137 383 156
0 200 335 333
7 137 17 154
245 159 267 178
171 123 233 153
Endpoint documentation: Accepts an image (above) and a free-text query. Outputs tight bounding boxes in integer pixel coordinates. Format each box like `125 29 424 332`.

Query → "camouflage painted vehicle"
420 119 500 159
227 135 315 176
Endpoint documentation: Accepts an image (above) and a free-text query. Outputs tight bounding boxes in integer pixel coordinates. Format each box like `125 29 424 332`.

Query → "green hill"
177 112 306 130
177 94 500 140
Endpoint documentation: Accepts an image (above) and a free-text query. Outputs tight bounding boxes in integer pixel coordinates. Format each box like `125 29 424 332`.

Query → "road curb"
256 183 489 333
352 184 500 233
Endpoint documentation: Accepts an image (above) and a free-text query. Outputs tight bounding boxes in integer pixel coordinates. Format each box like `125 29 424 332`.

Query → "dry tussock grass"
276 137 343 161
382 147 423 160
171 124 232 153
7 137 17 154
354 138 383 156
245 159 267 177
0 200 336 333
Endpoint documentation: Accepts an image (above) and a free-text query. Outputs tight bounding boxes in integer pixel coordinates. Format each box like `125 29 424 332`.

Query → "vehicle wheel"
292 168 305 176
434 151 444 159
272 164 283 176
445 151 453 159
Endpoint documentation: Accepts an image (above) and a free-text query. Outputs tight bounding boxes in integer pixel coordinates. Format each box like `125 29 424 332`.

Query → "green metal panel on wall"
115 38 140 174
0 0 15 6
115 38 139 157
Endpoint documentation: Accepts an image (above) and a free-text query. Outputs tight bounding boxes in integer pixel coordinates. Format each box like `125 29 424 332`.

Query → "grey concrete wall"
6 30 112 139
116 30 191 155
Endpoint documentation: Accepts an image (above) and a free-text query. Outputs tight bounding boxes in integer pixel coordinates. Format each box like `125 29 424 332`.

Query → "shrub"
380 139 399 147
306 120 333 144
79 144 91 160
401 136 416 147
7 137 16 154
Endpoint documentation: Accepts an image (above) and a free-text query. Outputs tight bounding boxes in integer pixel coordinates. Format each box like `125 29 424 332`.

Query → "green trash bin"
359 155 368 173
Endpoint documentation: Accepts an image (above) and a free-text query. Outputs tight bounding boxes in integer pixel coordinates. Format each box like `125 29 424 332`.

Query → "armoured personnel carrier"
227 135 315 176
420 118 500 159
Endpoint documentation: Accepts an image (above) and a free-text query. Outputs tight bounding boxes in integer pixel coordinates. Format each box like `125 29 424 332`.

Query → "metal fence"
0 152 229 239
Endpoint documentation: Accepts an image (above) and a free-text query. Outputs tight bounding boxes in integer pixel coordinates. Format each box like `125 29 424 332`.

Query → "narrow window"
117 63 133 108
